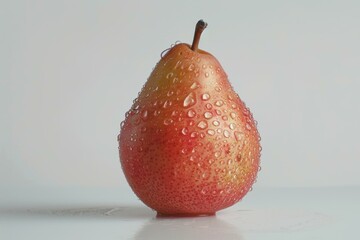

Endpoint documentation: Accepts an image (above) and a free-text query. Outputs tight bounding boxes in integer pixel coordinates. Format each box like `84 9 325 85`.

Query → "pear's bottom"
156 212 216 218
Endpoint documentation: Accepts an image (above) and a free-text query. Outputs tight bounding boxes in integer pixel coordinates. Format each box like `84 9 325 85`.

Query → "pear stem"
191 20 208 52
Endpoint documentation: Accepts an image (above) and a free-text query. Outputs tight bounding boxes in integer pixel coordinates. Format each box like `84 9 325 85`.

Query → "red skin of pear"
119 39 261 216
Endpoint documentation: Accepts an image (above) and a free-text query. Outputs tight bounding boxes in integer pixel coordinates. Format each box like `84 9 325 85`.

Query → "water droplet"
258 166 262 172
197 121 207 129
167 90 174 96
181 127 188 135
246 123 252 130
212 120 220 126
207 129 215 136
234 131 244 141
133 104 140 110
204 112 213 119
166 72 173 79
216 109 221 115
190 132 198 138
174 60 182 69
205 72 209 77
201 93 210 101
223 130 230 138
231 103 237 109
188 64 195 71
202 64 206 69
206 103 212 109
215 100 223 107
120 121 125 128
163 119 173 125
190 82 199 89
200 132 205 138
183 92 196 108
229 123 236 130
187 109 196 118
163 100 172 108
154 110 161 116
215 152 221 158
230 112 236 119
201 188 207 195
189 120 194 126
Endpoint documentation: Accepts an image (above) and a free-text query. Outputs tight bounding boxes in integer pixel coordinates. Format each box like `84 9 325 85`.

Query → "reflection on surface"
219 209 331 232
0 205 154 219
1 205 330 239
134 216 243 240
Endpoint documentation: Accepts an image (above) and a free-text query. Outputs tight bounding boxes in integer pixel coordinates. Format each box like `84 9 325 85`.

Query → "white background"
1 0 360 193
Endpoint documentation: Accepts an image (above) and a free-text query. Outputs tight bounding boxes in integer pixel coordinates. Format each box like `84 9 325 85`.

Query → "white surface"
1 0 360 190
1 186 359 239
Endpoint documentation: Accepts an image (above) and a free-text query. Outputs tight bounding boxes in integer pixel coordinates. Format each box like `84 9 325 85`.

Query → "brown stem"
191 20 208 51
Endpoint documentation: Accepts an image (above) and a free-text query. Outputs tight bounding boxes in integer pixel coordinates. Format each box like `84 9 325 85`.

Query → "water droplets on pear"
223 130 230 138
201 93 210 101
166 72 173 79
204 112 213 119
163 119 173 125
188 64 195 71
183 92 196 108
197 121 208 129
141 110 148 121
207 129 215 136
190 82 199 90
187 109 196 118
212 120 220 126
181 127 189 135
215 100 223 107
163 100 172 108
229 123 236 130
234 131 244 142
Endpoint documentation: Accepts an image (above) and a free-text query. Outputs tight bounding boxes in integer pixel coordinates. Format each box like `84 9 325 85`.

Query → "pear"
118 20 261 216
